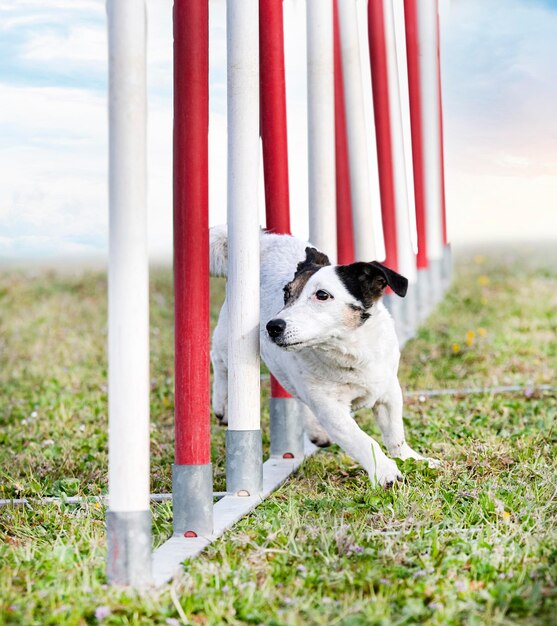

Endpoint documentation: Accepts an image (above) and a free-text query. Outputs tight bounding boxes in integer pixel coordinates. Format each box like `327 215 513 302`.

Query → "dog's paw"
309 433 332 448
212 403 228 426
215 413 228 426
393 444 441 469
306 424 332 448
371 458 403 489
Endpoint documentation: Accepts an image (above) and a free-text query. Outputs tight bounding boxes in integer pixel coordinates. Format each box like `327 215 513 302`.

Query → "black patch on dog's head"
283 247 331 305
336 261 408 309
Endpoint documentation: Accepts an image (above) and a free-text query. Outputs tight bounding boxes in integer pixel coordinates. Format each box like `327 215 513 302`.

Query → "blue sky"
0 0 556 260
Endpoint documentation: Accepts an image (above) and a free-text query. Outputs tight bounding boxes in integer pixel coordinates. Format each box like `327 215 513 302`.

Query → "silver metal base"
172 464 213 537
226 429 263 496
270 397 305 459
106 510 152 586
442 243 452 291
402 283 418 345
383 293 405 347
429 258 444 305
417 267 430 322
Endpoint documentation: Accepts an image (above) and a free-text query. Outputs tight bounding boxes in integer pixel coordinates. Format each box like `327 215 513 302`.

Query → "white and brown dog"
210 226 438 487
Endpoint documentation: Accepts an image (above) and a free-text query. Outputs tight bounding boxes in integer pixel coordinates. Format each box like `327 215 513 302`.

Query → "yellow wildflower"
465 330 475 346
452 343 461 354
478 327 487 337
478 275 490 286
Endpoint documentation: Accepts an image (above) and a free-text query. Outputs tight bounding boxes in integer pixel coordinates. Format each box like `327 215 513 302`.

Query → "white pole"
418 0 444 264
106 0 151 585
226 0 262 495
415 0 445 305
382 0 417 344
337 0 377 263
393 0 418 256
356 0 385 261
383 0 416 285
306 0 337 261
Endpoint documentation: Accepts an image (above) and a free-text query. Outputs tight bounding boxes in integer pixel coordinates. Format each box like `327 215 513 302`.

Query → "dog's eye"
315 289 332 301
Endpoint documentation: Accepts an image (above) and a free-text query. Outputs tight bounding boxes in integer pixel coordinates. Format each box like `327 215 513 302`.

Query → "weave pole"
226 0 263 496
106 0 151 586
307 0 337 261
368 0 416 344
437 2 451 289
403 0 428 319
172 0 213 538
404 0 444 308
392 0 418 339
260 0 305 460
336 0 377 264
333 0 355 264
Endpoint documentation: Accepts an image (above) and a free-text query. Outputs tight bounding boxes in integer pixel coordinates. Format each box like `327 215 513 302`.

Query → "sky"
0 0 556 261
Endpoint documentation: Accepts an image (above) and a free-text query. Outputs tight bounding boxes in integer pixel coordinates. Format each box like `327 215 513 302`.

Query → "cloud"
443 0 557 173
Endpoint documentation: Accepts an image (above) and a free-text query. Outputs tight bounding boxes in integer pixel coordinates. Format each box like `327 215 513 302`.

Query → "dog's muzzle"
266 318 286 343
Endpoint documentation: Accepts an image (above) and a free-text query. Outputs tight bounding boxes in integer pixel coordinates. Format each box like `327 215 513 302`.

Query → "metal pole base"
383 293 405 347
172 464 213 537
402 284 418 346
429 258 444 306
270 397 305 459
417 267 430 322
106 510 152 586
226 429 263 496
442 243 452 291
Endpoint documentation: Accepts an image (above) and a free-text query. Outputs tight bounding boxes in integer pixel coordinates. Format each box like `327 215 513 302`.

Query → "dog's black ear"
336 261 408 309
295 247 331 275
369 261 408 298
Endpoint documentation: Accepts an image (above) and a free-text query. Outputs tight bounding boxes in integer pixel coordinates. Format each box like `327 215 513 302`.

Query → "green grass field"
0 246 556 625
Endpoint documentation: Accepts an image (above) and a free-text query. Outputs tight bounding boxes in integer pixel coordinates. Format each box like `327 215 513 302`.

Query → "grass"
0 245 556 625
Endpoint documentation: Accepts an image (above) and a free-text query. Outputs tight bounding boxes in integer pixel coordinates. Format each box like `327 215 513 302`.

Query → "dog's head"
266 247 408 350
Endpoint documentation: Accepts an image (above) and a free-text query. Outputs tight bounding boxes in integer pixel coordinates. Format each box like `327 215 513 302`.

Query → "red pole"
333 0 355 265
436 1 448 246
260 0 291 236
368 0 398 271
404 0 427 269
173 0 210 466
259 0 292 401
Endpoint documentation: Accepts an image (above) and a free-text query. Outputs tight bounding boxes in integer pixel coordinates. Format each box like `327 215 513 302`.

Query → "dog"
209 225 439 487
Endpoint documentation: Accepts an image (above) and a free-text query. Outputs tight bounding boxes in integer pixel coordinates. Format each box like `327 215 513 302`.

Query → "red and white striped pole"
106 0 151 585
172 0 213 537
226 0 263 496
368 0 417 343
260 0 304 460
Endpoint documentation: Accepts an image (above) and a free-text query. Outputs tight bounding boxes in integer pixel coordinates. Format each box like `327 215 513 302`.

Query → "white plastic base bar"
152 437 318 586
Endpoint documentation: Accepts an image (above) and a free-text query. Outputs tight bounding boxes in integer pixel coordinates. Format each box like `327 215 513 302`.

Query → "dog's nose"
266 318 286 339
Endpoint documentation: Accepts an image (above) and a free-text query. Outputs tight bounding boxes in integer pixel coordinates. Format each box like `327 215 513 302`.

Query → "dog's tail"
209 224 228 277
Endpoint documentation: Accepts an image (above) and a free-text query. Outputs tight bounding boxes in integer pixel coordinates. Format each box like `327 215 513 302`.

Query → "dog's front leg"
301 403 332 447
310 399 402 487
374 383 440 467
210 311 228 425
